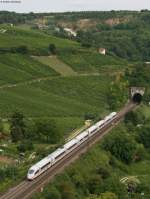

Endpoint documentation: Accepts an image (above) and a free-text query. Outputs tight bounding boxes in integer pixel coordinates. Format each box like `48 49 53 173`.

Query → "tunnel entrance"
132 93 142 103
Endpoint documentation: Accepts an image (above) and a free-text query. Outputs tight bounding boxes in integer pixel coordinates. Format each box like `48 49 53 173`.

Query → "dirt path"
0 156 14 164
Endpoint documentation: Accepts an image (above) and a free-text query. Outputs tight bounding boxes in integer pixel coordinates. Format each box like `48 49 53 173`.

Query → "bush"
17 140 34 153
102 132 137 164
44 187 61 199
16 46 28 54
49 44 57 55
138 125 150 148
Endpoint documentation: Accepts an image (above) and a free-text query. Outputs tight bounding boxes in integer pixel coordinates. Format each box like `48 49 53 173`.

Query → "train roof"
88 125 97 132
76 130 88 140
29 156 51 172
63 139 78 150
96 120 105 126
50 147 66 159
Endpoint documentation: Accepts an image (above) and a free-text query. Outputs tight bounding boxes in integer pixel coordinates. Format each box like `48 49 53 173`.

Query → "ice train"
27 112 117 180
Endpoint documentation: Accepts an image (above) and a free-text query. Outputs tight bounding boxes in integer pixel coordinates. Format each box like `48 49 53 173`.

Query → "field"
0 76 110 127
0 25 79 54
0 53 58 86
59 48 128 73
32 56 77 76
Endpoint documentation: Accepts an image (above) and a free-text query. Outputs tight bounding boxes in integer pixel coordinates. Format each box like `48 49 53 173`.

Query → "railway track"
0 102 137 199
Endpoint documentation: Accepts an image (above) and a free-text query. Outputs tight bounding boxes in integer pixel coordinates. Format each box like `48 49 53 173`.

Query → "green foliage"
17 140 34 153
0 11 37 24
15 45 28 54
102 131 137 164
125 110 146 126
126 64 150 88
35 119 62 144
96 166 110 179
88 175 102 194
0 53 58 86
99 192 118 199
107 79 128 110
44 187 61 199
49 43 57 55
59 182 76 199
59 48 126 73
0 166 17 182
0 26 79 55
0 120 3 132
10 111 26 142
138 125 150 148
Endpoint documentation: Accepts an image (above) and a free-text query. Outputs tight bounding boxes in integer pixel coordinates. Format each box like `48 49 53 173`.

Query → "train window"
35 170 39 175
41 162 51 170
55 151 65 160
28 170 34 174
67 143 77 150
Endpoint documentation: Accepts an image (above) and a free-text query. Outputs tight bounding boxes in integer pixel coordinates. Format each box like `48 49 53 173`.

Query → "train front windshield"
28 170 34 174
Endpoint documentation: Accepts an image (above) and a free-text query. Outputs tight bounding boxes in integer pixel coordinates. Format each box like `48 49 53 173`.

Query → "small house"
98 48 106 55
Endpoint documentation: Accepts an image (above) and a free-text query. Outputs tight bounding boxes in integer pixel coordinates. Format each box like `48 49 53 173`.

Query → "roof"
76 131 88 140
64 139 78 149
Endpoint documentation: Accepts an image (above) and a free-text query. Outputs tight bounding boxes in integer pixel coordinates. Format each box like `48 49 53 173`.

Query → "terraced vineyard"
59 48 127 73
0 54 58 86
0 27 122 130
0 25 79 54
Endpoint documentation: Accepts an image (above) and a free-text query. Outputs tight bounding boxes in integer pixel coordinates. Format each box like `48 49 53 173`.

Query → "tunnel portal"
130 87 145 104
132 93 143 103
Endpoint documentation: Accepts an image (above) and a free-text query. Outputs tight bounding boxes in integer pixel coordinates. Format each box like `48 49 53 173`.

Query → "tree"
44 187 61 199
59 182 76 199
0 120 3 132
88 175 102 194
49 44 57 55
125 111 145 126
107 79 128 110
138 125 150 148
16 45 28 54
35 119 62 144
102 132 137 164
96 166 110 179
10 111 26 142
17 140 34 153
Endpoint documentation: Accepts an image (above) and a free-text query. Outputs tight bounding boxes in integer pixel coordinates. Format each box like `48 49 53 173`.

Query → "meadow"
0 53 58 86
59 48 128 73
0 75 110 134
0 25 79 55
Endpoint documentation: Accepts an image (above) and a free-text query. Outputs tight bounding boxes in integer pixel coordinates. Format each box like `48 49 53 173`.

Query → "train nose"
27 174 33 180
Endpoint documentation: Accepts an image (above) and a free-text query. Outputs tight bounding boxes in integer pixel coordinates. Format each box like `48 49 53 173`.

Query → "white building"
98 48 106 55
64 28 77 37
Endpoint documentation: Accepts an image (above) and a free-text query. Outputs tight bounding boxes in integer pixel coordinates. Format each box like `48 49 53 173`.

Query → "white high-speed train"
27 112 117 180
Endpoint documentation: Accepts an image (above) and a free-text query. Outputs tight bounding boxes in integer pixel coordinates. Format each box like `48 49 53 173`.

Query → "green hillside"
0 53 58 86
0 12 149 199
0 26 79 55
0 76 109 118
59 48 128 73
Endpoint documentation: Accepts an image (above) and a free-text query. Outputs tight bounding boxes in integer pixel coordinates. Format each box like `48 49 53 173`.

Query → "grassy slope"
59 48 128 73
0 53 58 86
32 56 77 76
0 26 116 137
0 76 109 118
0 26 79 52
